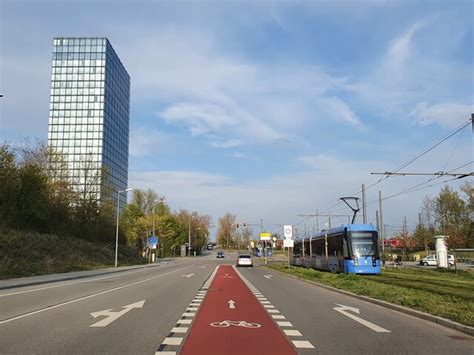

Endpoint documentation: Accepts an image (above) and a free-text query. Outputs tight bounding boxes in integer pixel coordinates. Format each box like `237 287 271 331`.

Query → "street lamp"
194 227 201 257
115 188 133 267
188 215 196 256
152 198 164 261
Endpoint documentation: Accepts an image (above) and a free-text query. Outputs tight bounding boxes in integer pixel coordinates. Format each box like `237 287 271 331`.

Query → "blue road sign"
148 236 159 248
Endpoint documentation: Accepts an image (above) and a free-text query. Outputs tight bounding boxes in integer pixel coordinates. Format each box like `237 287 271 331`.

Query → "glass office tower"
47 37 130 206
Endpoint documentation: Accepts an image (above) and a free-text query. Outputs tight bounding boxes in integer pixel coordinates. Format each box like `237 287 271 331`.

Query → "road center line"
0 265 191 325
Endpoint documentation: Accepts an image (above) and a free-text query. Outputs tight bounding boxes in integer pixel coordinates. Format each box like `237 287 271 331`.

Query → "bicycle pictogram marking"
210 320 261 328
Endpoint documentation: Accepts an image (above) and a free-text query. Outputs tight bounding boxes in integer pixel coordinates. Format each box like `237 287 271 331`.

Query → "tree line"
0 142 210 256
394 183 473 255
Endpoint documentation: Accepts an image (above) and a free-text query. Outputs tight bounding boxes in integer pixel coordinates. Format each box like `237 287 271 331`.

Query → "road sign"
283 239 294 248
284 225 292 239
147 236 158 249
260 232 271 240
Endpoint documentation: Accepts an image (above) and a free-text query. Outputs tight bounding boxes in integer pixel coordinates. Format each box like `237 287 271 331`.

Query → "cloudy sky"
1 0 472 239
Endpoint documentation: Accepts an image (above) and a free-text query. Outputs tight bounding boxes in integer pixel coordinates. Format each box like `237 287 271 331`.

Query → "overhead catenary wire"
297 117 472 223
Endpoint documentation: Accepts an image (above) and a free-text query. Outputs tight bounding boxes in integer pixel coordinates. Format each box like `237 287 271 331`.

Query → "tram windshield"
350 232 378 257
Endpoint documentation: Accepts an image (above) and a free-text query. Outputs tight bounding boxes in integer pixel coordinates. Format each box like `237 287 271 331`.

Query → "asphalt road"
1 251 472 354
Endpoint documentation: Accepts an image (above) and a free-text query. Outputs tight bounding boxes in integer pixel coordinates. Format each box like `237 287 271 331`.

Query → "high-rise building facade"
47 37 130 205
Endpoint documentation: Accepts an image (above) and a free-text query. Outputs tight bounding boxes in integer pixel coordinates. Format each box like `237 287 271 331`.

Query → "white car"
420 254 455 266
236 254 253 267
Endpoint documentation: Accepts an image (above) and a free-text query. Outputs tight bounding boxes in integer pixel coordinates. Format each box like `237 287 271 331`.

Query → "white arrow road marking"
90 300 145 327
181 273 195 278
228 300 236 309
264 275 273 279
333 304 391 333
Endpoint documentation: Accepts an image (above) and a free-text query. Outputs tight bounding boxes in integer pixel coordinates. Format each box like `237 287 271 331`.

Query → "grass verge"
0 227 147 279
267 262 474 327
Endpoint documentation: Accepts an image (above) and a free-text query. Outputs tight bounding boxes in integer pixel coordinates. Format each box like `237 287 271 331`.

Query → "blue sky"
1 0 473 239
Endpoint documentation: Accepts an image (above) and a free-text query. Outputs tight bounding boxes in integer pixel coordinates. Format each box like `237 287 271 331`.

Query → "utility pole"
378 191 384 264
362 184 367 224
316 209 319 231
328 213 332 229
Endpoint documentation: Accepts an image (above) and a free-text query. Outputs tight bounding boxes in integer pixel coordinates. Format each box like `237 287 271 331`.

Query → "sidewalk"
0 259 174 290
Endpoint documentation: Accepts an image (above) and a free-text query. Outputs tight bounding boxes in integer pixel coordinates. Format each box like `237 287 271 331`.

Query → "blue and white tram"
291 224 380 274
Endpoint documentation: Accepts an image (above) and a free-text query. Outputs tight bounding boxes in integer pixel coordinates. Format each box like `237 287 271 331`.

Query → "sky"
1 0 473 240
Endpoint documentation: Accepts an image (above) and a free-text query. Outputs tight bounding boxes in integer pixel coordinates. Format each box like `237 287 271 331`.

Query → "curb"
0 261 172 291
262 265 474 337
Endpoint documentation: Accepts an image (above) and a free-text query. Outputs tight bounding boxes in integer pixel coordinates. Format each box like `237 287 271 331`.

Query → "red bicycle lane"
180 265 296 355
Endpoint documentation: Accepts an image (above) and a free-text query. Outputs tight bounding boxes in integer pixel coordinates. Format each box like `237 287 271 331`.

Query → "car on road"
216 251 225 258
236 254 253 267
420 254 455 266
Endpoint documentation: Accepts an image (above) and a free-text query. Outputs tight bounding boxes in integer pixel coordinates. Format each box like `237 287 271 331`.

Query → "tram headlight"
352 256 358 266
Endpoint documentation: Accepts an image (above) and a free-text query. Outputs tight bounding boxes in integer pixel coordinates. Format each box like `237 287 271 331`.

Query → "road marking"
284 329 302 336
163 337 183 346
155 266 219 355
293 340 315 349
186 307 199 311
264 275 273 279
181 274 194 278
210 320 262 328
171 327 188 333
0 268 145 298
90 300 145 327
333 304 391 333
0 266 191 325
272 315 286 320
232 266 315 351
177 319 192 324
228 299 236 309
260 301 271 304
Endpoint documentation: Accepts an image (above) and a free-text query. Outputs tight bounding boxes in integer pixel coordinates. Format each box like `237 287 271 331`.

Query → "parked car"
236 254 253 267
216 251 225 258
420 254 455 266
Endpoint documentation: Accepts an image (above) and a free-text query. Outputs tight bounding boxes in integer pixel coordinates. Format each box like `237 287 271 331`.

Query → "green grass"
0 227 147 279
267 263 474 327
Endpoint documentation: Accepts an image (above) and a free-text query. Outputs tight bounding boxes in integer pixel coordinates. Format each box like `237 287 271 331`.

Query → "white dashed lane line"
234 266 316 351
155 266 220 354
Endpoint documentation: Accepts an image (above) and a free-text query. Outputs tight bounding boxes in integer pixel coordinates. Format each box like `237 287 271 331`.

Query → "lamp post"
115 188 133 267
188 215 195 256
152 198 164 261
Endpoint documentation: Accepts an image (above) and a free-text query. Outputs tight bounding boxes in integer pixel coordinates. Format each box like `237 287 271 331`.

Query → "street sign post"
283 225 293 270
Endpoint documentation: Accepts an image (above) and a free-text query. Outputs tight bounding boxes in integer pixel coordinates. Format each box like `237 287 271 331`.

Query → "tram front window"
351 232 377 257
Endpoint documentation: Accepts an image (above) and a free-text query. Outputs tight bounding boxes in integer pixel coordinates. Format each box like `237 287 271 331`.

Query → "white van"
420 254 454 266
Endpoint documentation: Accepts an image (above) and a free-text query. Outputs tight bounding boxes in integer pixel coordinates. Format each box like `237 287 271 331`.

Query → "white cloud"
409 102 473 129
317 97 363 128
210 139 243 148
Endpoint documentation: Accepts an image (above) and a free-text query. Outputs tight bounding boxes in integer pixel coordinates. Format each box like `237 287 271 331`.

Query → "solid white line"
0 268 146 298
292 340 314 349
162 337 183 346
277 321 293 327
0 266 191 325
